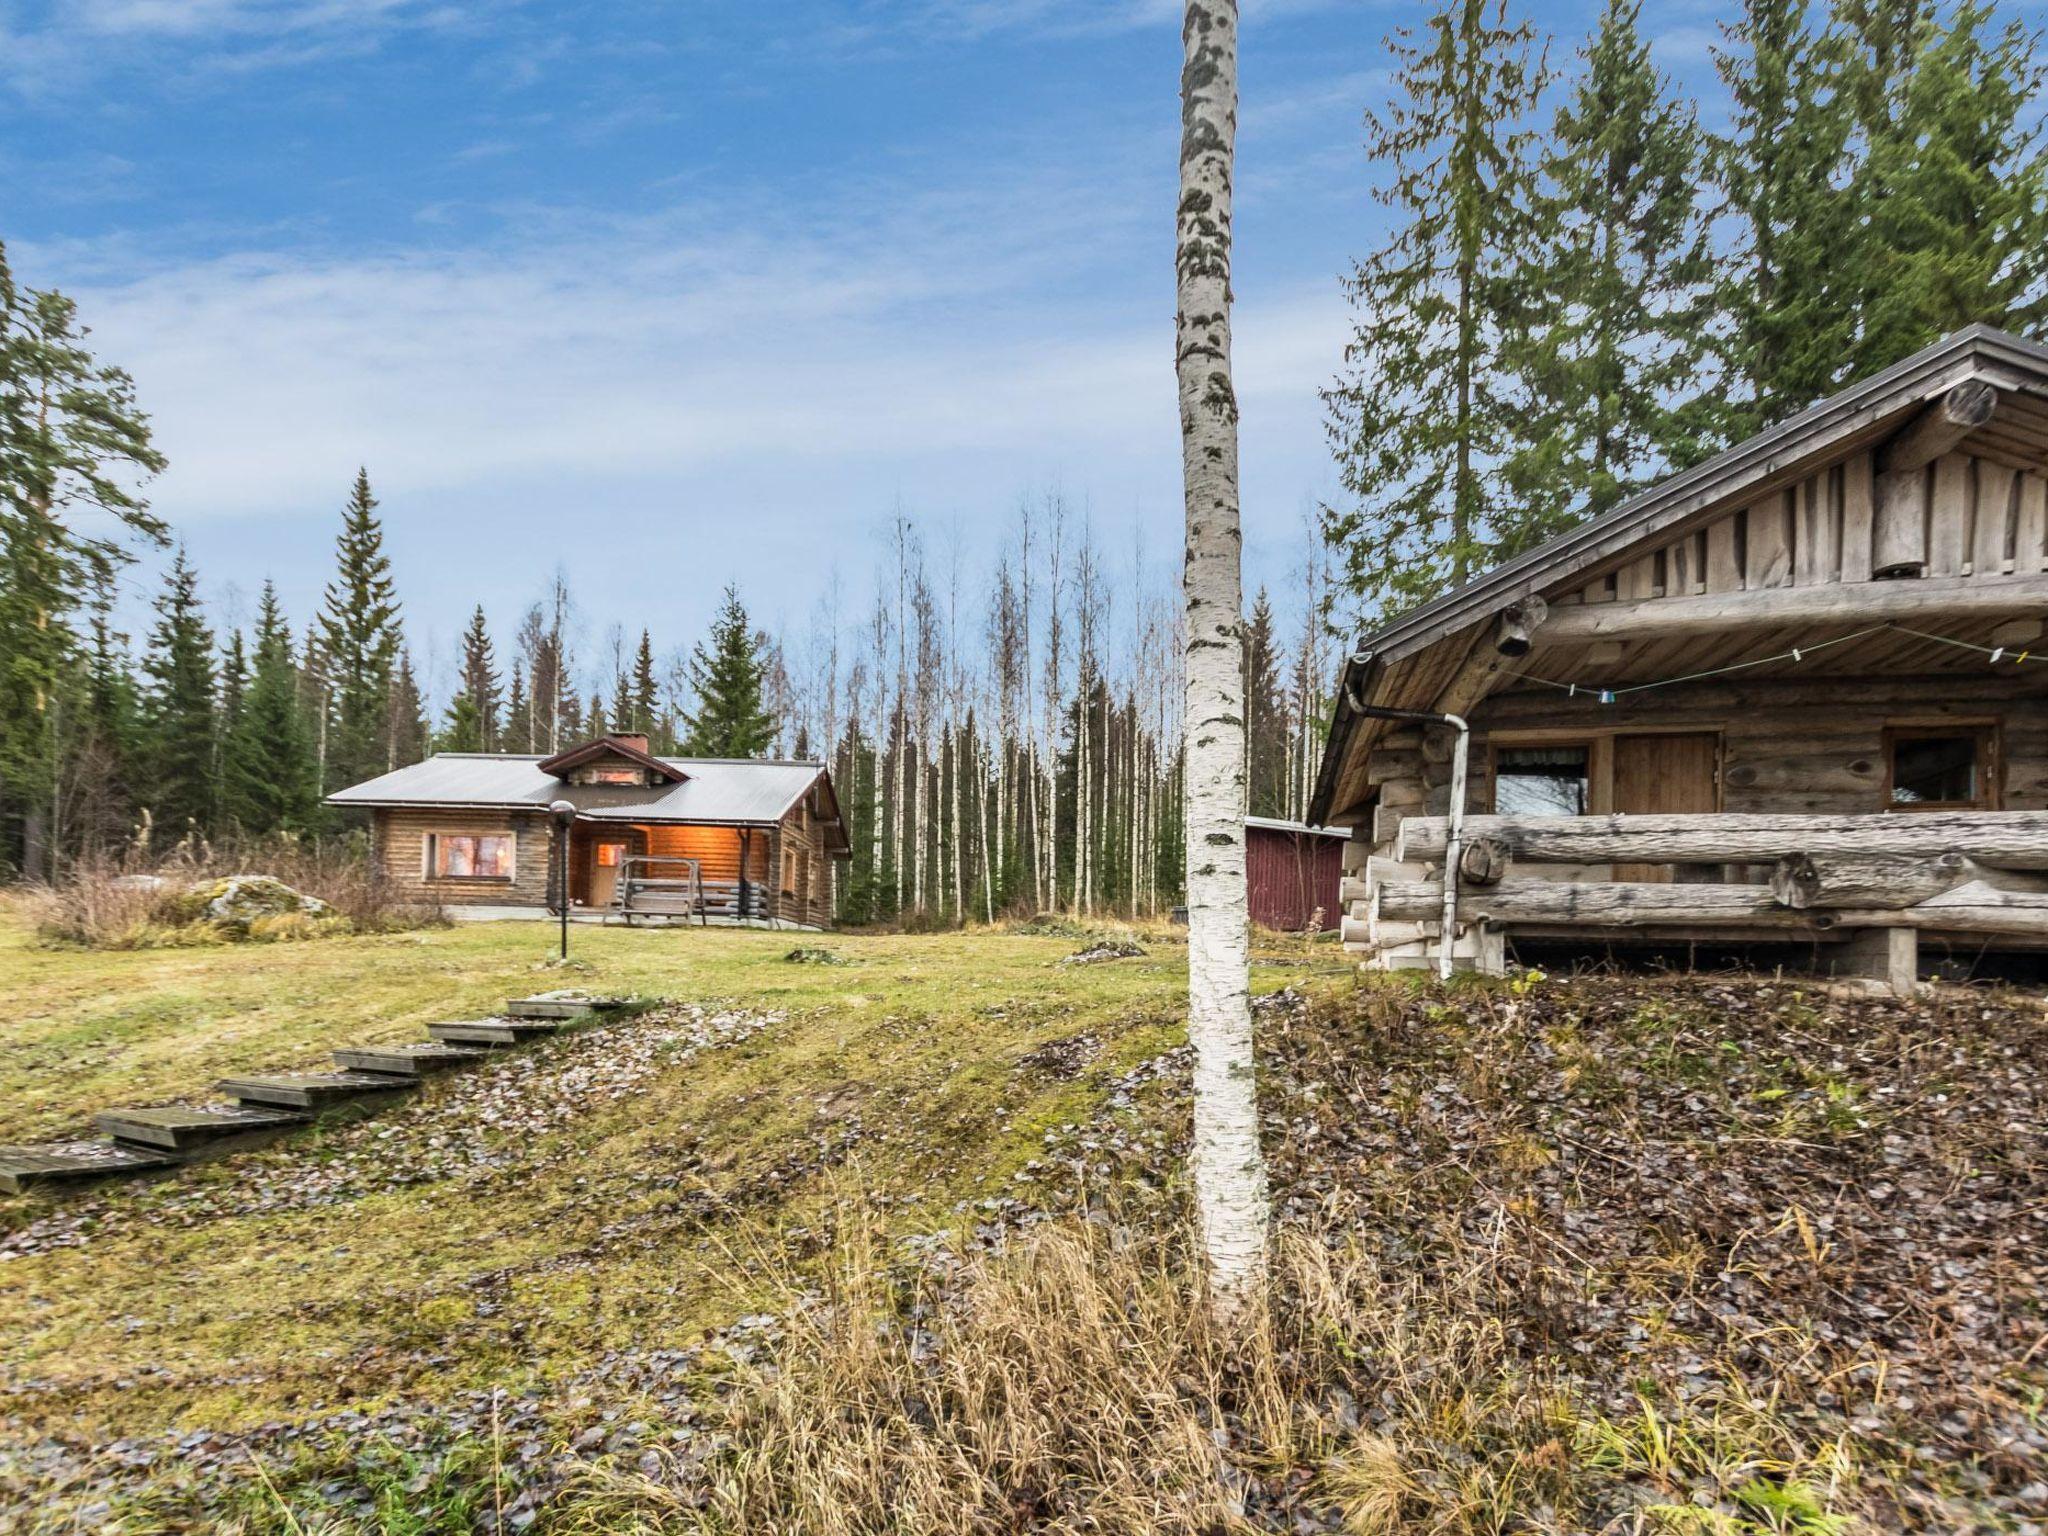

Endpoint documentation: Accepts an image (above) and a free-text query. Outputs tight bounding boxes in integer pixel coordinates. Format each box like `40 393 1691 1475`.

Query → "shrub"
26 838 443 949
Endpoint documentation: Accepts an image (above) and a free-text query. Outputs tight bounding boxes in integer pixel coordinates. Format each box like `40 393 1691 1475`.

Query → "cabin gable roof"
1310 325 2048 826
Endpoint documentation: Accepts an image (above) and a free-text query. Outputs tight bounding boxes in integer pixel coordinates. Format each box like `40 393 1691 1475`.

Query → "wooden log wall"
375 809 554 906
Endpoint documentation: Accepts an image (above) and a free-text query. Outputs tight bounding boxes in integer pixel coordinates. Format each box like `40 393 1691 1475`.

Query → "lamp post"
548 798 576 962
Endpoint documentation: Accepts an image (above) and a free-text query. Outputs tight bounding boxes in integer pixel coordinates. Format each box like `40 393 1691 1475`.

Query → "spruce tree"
681 584 774 757
0 245 167 873
387 649 430 770
440 606 500 752
503 670 532 754
1851 2 2048 374
224 581 318 835
1241 591 1288 819
141 548 218 840
215 628 247 818
1711 0 1856 439
630 630 662 747
1509 0 1716 516
1323 0 1552 614
314 468 402 792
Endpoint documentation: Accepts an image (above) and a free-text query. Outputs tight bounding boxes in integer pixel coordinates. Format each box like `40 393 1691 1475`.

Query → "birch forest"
783 498 1336 925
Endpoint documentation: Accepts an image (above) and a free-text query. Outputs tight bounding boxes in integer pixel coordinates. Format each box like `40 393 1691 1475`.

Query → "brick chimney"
611 733 651 755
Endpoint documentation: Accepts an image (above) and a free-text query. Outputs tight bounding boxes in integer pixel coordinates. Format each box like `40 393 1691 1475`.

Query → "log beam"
1771 851 2048 909
1396 809 2048 869
1877 381 1999 475
1536 571 2044 645
1375 875 2048 938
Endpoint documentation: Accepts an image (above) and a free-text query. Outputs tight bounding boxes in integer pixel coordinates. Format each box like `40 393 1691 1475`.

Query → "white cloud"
40 175 1344 541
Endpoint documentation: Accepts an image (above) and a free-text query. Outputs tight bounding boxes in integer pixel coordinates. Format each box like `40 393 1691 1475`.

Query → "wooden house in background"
329 733 851 928
1309 325 2048 990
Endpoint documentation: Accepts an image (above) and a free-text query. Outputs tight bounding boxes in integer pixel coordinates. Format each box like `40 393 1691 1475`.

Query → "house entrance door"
589 839 631 908
1611 733 1720 882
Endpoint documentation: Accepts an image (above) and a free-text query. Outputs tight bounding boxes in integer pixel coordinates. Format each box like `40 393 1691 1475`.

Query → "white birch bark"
1176 0 1269 1313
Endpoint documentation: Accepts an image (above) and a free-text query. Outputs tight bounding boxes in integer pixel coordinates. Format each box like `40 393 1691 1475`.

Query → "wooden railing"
1341 810 2048 982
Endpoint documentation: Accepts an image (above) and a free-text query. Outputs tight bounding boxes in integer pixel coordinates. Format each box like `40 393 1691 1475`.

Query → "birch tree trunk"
1176 0 1268 1314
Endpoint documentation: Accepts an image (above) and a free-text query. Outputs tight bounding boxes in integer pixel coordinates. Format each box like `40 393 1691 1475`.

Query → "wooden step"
331 1043 492 1076
505 996 604 1020
219 1071 422 1110
93 1103 309 1154
0 1141 180 1195
427 1018 564 1046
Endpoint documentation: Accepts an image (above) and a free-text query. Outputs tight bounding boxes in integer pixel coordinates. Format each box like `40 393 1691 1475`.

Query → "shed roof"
1246 816 1345 838
329 753 848 850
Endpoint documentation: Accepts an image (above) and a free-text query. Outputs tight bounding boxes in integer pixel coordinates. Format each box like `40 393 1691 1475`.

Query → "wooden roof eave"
1360 326 2048 672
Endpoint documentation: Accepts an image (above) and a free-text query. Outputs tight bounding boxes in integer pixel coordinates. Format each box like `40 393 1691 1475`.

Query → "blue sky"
6 0 1750 691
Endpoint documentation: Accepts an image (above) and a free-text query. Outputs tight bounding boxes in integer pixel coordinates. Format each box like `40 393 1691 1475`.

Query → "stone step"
427 1018 565 1046
331 1042 492 1076
505 996 602 1020
219 1071 422 1111
93 1103 310 1154
0 1140 180 1195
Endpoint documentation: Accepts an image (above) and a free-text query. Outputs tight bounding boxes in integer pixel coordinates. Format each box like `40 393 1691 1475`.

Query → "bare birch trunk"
1176 0 1268 1313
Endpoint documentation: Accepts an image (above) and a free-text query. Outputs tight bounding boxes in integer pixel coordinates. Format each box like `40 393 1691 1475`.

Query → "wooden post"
1835 926 1918 997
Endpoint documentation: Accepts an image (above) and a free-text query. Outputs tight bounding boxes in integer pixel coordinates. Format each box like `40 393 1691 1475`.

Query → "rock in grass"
1060 940 1146 966
162 875 332 937
784 946 847 965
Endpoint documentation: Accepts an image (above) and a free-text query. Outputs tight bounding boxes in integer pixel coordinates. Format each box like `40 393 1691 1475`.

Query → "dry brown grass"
552 1194 1857 1536
23 837 442 949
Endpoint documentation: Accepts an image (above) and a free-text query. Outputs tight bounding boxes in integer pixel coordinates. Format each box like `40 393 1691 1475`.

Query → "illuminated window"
596 843 623 867
426 833 514 880
588 766 642 785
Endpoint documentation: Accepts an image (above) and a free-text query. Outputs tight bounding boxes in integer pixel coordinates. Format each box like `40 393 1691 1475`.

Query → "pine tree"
1508 0 1716 517
315 469 403 793
1851 2 2048 374
141 548 217 839
1323 0 1551 614
1712 0 1856 439
681 584 775 757
439 606 499 752
0 244 167 873
225 581 318 835
215 628 248 817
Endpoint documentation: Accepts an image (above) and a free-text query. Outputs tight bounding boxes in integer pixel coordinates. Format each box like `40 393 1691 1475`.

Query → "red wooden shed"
1244 817 1346 933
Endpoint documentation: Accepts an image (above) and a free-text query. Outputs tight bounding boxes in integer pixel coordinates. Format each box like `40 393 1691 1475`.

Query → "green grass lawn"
0 906 1346 1442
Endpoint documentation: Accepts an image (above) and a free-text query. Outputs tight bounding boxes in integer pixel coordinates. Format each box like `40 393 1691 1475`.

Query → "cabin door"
1610 733 1720 883
589 838 631 908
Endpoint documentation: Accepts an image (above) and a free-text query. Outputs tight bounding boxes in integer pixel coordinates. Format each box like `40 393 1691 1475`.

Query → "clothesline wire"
1501 618 2039 702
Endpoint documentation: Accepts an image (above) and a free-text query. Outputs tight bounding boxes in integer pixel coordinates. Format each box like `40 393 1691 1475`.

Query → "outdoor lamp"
549 798 576 961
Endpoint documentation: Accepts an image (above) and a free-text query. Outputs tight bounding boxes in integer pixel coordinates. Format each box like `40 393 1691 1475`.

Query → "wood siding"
374 809 554 906
1245 827 1342 932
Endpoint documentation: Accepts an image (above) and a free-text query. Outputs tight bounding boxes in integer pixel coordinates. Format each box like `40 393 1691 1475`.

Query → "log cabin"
328 733 851 927
1309 324 2048 991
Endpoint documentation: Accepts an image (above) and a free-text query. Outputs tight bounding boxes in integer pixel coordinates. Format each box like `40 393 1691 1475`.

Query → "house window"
1493 745 1591 816
1886 725 1997 810
587 766 643 785
425 832 515 880
596 842 623 867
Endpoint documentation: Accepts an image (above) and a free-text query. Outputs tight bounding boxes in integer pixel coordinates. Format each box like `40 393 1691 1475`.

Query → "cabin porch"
564 820 778 924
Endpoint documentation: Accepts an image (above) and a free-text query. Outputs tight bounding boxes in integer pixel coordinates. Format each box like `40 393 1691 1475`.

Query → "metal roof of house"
328 753 834 831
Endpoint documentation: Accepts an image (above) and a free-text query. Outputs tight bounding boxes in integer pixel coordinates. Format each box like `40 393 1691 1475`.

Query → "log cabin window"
587 766 643 785
424 832 515 880
1492 744 1591 816
1885 724 1998 810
